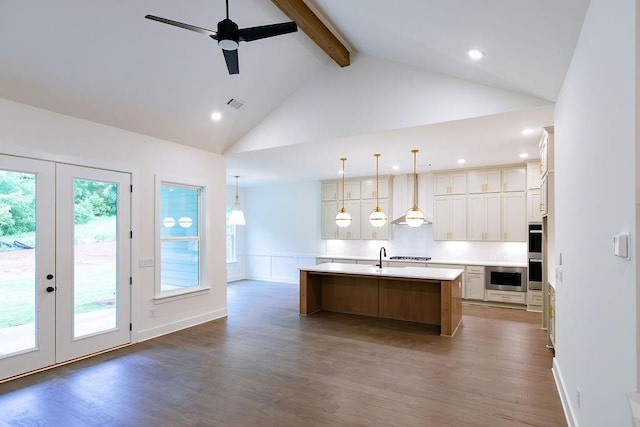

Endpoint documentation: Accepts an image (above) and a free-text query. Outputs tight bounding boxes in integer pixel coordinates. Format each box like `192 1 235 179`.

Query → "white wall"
243 181 322 283
554 1 637 425
0 98 228 342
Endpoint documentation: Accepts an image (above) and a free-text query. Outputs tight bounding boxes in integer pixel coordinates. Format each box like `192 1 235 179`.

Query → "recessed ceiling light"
338 170 344 175
521 128 534 135
392 165 400 170
210 111 222 121
468 49 484 60
457 159 466 164
519 153 529 158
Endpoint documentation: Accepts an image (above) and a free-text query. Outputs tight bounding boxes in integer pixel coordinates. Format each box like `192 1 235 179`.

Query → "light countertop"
300 262 464 281
316 255 526 268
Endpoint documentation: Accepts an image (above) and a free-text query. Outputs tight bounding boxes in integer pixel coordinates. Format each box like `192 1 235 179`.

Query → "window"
225 208 236 263
157 181 205 297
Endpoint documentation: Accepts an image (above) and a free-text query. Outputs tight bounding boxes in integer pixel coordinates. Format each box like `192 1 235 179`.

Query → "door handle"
46 286 55 293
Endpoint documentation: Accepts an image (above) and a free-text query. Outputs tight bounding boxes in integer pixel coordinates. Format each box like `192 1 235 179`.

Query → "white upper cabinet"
361 177 390 199
321 201 338 239
321 182 338 201
468 170 501 194
526 161 542 189
527 189 543 223
434 172 467 195
502 192 526 241
336 200 361 240
539 127 554 179
361 199 390 240
502 167 526 192
467 193 501 241
338 180 361 200
433 195 467 241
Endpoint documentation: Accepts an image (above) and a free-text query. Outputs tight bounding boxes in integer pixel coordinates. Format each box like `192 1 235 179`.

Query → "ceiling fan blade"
237 21 297 42
222 49 239 75
145 15 218 38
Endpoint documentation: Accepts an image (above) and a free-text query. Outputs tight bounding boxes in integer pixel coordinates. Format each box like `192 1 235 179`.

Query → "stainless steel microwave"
486 266 527 292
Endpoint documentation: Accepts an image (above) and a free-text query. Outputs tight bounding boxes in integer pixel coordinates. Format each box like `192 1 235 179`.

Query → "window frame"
154 175 207 300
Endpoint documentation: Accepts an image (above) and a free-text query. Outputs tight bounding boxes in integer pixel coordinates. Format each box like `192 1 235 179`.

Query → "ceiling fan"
145 0 298 75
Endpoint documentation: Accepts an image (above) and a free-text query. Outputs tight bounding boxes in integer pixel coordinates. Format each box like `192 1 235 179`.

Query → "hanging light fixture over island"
335 157 352 228
405 149 425 227
369 153 387 228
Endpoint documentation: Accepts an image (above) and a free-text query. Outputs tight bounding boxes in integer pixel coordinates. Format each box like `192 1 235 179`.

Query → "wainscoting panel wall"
247 253 316 284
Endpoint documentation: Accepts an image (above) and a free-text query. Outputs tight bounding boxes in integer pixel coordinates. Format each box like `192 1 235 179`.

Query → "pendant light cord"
340 158 347 210
412 149 418 209
374 153 381 210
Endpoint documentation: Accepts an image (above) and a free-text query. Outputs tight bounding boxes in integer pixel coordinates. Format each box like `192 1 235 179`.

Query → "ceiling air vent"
226 98 245 110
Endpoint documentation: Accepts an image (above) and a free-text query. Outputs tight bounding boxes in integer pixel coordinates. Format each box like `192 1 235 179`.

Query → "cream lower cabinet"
486 290 526 304
361 199 390 240
433 195 466 240
527 290 543 312
465 266 485 300
336 200 361 240
467 193 501 241
502 192 526 242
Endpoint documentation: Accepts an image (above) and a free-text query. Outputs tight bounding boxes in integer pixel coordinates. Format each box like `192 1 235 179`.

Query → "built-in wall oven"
485 266 527 292
528 223 543 290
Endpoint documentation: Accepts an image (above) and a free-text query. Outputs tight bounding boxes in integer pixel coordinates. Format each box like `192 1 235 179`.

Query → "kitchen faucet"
376 246 387 269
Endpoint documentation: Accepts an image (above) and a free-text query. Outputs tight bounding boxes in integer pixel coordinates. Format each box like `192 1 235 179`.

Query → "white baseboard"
136 308 227 342
246 274 297 285
553 357 578 426
227 275 247 282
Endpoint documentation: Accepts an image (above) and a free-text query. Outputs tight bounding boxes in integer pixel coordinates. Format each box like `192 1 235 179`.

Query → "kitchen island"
299 263 464 336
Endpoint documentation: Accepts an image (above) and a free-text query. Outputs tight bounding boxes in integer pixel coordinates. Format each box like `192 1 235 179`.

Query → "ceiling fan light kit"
145 0 298 75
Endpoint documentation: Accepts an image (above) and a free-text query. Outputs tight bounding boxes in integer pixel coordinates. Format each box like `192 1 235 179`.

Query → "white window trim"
154 174 208 299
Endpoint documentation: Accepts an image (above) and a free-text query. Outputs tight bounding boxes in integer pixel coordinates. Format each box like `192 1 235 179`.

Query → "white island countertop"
300 262 464 281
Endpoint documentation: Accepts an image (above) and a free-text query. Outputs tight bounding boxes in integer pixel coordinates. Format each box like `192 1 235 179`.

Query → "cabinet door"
467 194 485 240
361 199 390 240
321 201 338 239
466 273 485 300
468 170 500 193
526 161 542 189
361 178 389 199
449 195 467 240
434 174 451 195
539 132 548 178
527 189 542 222
450 173 467 194
541 174 548 217
338 180 361 200
502 168 526 192
337 200 361 239
433 196 451 240
321 182 338 201
502 192 526 242
468 194 500 241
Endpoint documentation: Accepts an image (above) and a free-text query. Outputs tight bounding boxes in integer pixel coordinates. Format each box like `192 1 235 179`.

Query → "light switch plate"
613 233 630 259
139 257 154 268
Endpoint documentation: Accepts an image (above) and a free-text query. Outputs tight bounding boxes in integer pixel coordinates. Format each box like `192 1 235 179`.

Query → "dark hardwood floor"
0 280 565 426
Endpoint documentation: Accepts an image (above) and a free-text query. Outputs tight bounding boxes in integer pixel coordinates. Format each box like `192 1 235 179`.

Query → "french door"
0 155 131 380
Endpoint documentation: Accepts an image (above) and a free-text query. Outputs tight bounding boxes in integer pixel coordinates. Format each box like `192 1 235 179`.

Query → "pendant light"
405 149 425 228
369 153 387 228
229 175 246 226
335 157 352 228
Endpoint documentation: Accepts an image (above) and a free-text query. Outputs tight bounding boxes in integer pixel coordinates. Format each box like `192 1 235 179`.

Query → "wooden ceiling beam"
271 0 350 67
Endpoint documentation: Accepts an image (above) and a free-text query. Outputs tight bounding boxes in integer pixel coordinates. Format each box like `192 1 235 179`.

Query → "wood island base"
299 269 463 337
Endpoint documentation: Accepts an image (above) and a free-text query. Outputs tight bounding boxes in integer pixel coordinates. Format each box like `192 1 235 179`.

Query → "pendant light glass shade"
405 149 424 228
336 158 352 227
369 153 387 228
229 176 246 226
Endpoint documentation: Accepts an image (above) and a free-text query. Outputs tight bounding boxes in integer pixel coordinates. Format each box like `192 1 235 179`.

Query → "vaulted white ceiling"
0 1 590 186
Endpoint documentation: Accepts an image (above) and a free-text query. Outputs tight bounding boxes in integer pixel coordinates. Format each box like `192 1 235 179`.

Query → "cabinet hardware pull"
539 163 543 173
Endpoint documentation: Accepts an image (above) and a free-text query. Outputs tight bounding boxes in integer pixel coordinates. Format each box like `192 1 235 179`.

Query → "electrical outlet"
576 387 581 409
150 308 156 318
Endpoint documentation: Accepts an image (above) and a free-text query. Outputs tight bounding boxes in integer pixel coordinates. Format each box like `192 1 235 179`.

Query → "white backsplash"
323 224 527 263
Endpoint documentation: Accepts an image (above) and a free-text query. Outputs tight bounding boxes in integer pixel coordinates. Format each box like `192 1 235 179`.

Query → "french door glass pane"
0 171 37 356
73 179 118 338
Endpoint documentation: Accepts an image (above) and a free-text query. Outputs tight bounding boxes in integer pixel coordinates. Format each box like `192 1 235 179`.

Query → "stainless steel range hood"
391 214 432 225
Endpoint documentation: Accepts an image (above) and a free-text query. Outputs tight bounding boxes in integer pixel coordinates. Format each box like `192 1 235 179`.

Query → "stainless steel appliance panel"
486 265 527 292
